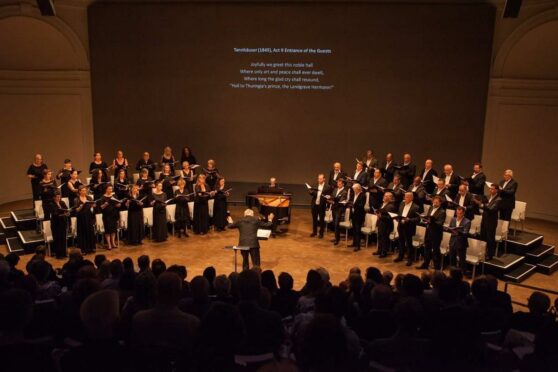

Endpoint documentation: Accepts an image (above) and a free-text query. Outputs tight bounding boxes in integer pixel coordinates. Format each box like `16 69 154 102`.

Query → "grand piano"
246 185 292 224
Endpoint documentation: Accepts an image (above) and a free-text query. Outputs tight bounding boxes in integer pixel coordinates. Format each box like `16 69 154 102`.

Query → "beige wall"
0 0 557 221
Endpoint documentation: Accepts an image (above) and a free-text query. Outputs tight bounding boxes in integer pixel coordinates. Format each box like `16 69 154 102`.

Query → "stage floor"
1 200 557 309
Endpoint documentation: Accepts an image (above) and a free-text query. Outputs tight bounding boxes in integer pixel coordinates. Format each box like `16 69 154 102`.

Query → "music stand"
224 245 251 272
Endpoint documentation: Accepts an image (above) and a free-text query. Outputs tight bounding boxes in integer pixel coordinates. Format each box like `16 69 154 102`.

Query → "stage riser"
536 254 558 275
504 263 537 283
525 244 555 264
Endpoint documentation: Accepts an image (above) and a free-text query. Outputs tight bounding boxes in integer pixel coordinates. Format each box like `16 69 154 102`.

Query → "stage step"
6 237 24 254
10 209 37 230
0 216 17 239
536 254 558 275
504 263 537 283
507 231 545 255
17 229 45 253
525 244 555 263
485 253 525 271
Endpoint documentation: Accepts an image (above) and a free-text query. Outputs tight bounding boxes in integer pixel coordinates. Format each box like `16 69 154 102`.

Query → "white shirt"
316 183 324 205
503 180 510 189
422 169 430 181
335 187 343 197
333 171 340 180
412 185 419 192
402 202 412 217
354 170 361 180
471 172 479 179
456 217 463 227
373 177 380 185
459 194 466 206
353 192 360 204
430 207 439 216
445 172 453 185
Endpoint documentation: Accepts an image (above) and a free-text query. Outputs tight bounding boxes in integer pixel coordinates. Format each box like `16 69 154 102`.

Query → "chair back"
188 201 195 220
444 211 454 227
154 171 162 180
364 213 378 230
343 207 351 223
496 219 509 240
208 199 215 218
61 197 70 208
70 217 77 236
512 201 527 222
95 213 105 233
467 238 487 262
143 207 154 227
440 231 451 252
166 204 176 222
120 210 128 230
415 225 426 240
34 200 44 219
470 215 482 234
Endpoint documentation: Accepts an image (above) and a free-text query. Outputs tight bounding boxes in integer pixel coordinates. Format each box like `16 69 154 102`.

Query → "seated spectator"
151 258 166 278
510 291 553 334
270 272 299 318
5 252 24 283
179 276 211 319
355 284 397 341
298 269 324 313
28 259 61 301
203 266 217 295
213 274 234 304
102 259 123 290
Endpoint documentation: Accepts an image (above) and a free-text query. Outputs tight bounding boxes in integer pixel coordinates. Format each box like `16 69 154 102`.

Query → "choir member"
90 169 107 201
330 178 348 246
150 181 168 242
380 153 396 183
202 159 220 189
328 162 346 187
136 152 156 180
174 179 191 238
374 192 397 257
39 169 57 220
368 168 387 210
475 184 501 260
136 168 154 199
180 161 196 193
362 150 378 173
348 184 366 251
419 159 438 195
159 163 178 200
394 192 420 265
66 170 82 208
408 176 427 213
351 161 368 187
160 146 176 174
193 174 212 235
112 150 129 178
417 195 446 270
180 146 197 165
427 178 449 207
126 184 145 245
27 153 48 201
56 159 74 197
466 162 486 196
387 175 405 206
448 206 471 270
98 185 121 250
50 192 70 259
308 174 331 238
212 178 230 232
114 169 130 201
74 185 96 254
452 184 478 220
89 152 109 181
498 169 518 221
443 164 460 199
396 153 416 189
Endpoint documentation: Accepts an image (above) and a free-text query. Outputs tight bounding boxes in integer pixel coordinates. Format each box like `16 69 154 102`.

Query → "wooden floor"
1 200 557 308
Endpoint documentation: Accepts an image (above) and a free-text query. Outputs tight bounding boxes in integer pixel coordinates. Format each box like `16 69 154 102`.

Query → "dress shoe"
372 251 381 256
318 234 324 239
415 264 428 270
310 233 317 237
393 257 403 263
353 246 361 252
379 253 387 258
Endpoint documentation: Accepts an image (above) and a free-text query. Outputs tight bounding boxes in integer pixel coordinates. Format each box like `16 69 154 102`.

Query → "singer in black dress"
57 159 74 198
90 169 107 201
66 170 82 209
174 179 191 238
136 169 153 200
202 159 220 189
161 146 176 174
126 185 145 245
89 152 109 181
180 146 197 165
159 164 176 201
27 154 48 201
74 186 96 254
98 185 121 250
213 178 230 231
193 175 211 234
150 182 168 242
51 193 70 259
39 169 57 220
113 150 129 178
180 161 196 193
114 169 130 201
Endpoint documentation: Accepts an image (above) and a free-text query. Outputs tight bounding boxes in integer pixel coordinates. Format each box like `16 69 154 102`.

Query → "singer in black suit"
418 196 446 270
466 163 486 196
395 153 416 188
308 174 332 238
368 169 388 210
328 162 347 187
388 175 405 206
477 184 502 260
419 159 438 195
380 153 396 183
498 170 518 221
374 192 397 257
408 176 427 213
348 184 366 251
452 184 479 221
228 210 273 270
330 179 349 246
448 207 471 270
394 193 420 265
442 164 461 199
351 162 369 187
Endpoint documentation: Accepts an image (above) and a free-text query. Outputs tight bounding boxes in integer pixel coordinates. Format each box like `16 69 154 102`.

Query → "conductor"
228 209 274 270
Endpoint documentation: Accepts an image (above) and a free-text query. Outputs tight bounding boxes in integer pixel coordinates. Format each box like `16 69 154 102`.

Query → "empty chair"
361 213 378 247
495 219 509 255
166 204 177 235
42 220 53 256
411 225 426 262
339 207 352 247
119 210 128 231
95 213 105 241
69 217 77 243
323 208 333 233
466 238 487 279
86 176 91 185
439 231 452 270
470 215 482 236
511 201 527 235
389 220 399 253
188 201 195 221
444 209 455 227
143 207 154 239
208 199 215 218
34 200 44 220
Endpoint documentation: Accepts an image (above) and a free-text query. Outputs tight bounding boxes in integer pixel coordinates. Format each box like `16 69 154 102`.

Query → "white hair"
352 184 361 191
244 209 254 217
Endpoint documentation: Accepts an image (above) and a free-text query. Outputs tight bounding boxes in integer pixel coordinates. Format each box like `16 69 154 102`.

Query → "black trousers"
499 206 513 221
377 227 391 255
481 220 497 259
333 208 344 242
423 234 442 268
352 217 364 246
397 223 415 262
311 203 326 235
449 244 467 270
241 248 260 271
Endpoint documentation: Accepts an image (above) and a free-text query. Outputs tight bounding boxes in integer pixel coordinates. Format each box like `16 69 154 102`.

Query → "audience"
0 248 556 372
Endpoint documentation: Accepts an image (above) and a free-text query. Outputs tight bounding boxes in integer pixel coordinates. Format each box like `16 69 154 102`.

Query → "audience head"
138 255 150 272
94 254 107 269
365 266 383 285
5 252 20 269
238 269 261 302
261 270 278 294
190 275 210 301
401 274 424 298
382 270 394 286
278 272 294 290
151 258 167 278
80 289 119 339
214 275 231 297
471 276 493 305
305 269 324 296
157 272 183 306
371 284 393 311
527 291 551 316
167 264 187 281
123 257 134 273
394 297 424 334
134 271 157 308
